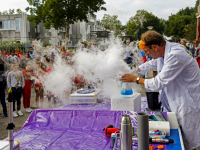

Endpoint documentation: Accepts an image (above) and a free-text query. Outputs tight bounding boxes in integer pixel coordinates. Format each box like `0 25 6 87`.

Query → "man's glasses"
143 48 150 54
194 43 198 44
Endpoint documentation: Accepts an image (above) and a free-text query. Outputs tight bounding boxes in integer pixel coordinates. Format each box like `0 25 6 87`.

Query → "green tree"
184 23 196 41
164 14 191 39
26 0 106 46
101 14 123 36
2 10 8 15
8 9 15 14
164 1 198 41
16 8 24 14
126 10 165 39
0 8 25 15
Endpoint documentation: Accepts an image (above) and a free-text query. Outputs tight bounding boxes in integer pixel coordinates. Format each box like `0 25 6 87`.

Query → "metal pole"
8 102 14 150
7 91 15 150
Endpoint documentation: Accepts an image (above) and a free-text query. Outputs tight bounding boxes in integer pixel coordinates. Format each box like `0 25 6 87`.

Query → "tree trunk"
65 21 70 49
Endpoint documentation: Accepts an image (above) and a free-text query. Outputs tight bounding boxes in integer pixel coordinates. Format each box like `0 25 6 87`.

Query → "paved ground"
0 88 38 140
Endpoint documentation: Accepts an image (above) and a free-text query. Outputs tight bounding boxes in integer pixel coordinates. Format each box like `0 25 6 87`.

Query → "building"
0 13 106 47
0 14 36 43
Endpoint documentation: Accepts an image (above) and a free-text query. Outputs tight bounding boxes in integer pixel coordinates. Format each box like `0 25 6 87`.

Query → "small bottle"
132 126 134 136
111 133 115 148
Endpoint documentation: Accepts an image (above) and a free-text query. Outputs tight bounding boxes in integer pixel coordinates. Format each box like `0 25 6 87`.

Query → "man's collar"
164 41 170 57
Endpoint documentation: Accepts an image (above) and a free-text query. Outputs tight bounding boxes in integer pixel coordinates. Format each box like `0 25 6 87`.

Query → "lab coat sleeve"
145 54 185 91
138 59 157 74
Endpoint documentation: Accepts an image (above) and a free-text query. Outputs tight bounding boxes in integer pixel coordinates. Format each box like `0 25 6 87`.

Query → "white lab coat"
139 41 200 150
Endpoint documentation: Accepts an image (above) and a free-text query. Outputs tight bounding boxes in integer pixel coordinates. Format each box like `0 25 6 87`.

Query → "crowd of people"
177 38 200 66
0 41 98 118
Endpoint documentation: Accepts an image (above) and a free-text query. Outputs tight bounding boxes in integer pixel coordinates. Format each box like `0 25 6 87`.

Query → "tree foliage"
164 0 199 41
126 10 165 39
164 14 192 39
0 8 26 15
101 14 124 36
16 9 25 14
26 0 106 46
8 9 15 14
101 14 121 30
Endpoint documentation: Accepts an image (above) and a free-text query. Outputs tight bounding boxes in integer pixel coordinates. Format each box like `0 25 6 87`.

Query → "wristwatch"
136 77 140 84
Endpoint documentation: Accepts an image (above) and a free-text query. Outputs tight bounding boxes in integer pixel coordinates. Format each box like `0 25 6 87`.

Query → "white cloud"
0 0 29 12
96 0 197 24
0 0 197 25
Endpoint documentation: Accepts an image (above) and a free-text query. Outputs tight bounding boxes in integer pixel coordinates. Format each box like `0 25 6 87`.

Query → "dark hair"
10 49 15 53
141 31 166 48
25 52 30 58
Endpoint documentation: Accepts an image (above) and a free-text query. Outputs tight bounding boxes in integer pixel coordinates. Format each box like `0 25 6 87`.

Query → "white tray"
70 89 101 104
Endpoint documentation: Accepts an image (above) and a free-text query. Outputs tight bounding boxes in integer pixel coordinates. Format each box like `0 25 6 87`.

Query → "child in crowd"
15 47 23 59
34 59 46 108
7 60 25 117
46 55 58 107
7 49 20 64
2 48 10 58
22 64 33 113
20 52 32 70
60 45 67 58
51 44 60 56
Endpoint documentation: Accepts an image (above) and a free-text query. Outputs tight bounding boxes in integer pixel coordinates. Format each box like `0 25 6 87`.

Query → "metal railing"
0 43 32 54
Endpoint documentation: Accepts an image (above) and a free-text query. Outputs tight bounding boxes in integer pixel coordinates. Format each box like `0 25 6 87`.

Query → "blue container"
121 88 133 95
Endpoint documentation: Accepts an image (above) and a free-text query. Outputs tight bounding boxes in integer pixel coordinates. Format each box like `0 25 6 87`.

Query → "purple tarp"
5 110 167 150
4 97 169 150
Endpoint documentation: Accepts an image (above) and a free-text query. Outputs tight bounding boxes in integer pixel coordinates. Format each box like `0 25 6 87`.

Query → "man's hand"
120 74 137 82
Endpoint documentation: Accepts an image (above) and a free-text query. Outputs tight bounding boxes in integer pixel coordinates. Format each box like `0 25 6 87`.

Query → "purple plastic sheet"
4 97 169 150
5 109 167 150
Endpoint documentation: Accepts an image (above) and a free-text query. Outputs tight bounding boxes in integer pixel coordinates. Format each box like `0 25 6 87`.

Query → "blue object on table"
77 89 95 94
111 133 115 148
149 131 162 136
167 129 182 150
121 88 133 95
149 112 167 121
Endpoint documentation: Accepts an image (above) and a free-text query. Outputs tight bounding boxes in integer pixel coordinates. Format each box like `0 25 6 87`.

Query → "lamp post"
147 26 153 30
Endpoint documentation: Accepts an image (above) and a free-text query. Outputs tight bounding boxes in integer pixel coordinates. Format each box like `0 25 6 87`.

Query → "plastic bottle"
111 133 115 148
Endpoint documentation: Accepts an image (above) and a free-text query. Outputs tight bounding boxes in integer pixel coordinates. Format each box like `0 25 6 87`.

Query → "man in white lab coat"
121 31 200 150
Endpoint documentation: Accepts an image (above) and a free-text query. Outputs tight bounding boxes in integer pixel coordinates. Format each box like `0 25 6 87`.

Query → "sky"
0 0 198 25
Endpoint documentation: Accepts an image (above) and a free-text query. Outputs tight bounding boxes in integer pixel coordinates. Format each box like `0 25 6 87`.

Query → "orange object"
149 145 164 150
139 40 146 49
149 145 154 150
157 145 164 149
